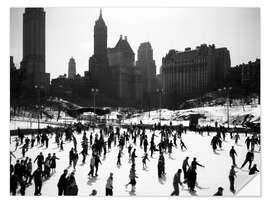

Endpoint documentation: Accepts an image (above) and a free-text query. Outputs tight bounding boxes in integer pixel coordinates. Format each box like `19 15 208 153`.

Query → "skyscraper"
20 8 50 88
94 9 107 61
88 9 110 94
136 42 157 96
68 57 76 79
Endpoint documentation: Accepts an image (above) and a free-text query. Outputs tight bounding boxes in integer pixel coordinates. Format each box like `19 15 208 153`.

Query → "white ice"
10 126 260 196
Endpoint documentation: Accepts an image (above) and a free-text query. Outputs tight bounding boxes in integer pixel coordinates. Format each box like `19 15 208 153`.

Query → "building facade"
136 42 157 105
20 8 50 89
108 35 143 104
68 57 76 79
88 9 111 95
161 44 230 107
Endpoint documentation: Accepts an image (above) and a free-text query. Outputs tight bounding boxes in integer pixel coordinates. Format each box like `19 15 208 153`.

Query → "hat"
218 187 224 191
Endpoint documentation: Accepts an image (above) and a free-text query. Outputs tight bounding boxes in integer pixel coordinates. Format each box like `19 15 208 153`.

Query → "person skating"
25 158 33 184
213 187 224 196
88 153 96 177
30 167 43 196
57 169 68 196
182 157 190 180
142 153 150 169
64 172 78 195
245 137 251 150
210 136 218 153
31 134 35 148
125 164 138 191
105 173 113 196
130 149 137 164
180 139 187 151
51 153 60 173
60 140 64 151
158 153 165 178
117 149 123 166
191 157 205 170
234 133 240 145
44 153 52 179
128 144 133 159
72 150 79 170
229 165 237 194
168 140 173 158
143 138 148 153
229 146 237 166
170 169 182 196
14 137 19 151
187 166 197 193
94 154 102 176
249 164 260 175
10 172 19 195
34 152 44 169
241 150 254 169
69 148 74 166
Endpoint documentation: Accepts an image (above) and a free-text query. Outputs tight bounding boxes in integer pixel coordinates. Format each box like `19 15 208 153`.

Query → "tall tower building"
136 42 156 97
20 8 50 88
88 9 110 94
68 57 76 79
94 9 107 61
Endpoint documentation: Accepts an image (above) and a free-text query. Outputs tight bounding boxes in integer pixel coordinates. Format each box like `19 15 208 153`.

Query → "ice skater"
142 153 150 169
170 169 182 196
241 150 254 170
229 165 237 194
229 146 237 166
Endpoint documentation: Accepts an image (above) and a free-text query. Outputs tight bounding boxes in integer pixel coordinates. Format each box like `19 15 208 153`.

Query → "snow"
10 127 261 196
123 105 260 128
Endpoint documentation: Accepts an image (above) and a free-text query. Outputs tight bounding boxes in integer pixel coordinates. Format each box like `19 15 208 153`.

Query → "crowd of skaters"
10 120 260 196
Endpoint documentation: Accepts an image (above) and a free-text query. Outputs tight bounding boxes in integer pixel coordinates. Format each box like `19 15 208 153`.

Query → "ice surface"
10 127 260 196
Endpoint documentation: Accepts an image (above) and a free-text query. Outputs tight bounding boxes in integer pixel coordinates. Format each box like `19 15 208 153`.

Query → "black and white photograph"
9 5 261 197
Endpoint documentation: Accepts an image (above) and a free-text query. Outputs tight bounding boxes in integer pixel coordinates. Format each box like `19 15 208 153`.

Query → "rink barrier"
10 123 259 136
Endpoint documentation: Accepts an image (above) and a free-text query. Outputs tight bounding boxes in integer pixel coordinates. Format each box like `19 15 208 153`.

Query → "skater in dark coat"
31 167 43 196
51 153 60 172
191 157 205 170
170 169 182 196
211 136 218 153
94 154 102 176
182 157 190 180
187 167 197 192
241 151 254 169
245 137 251 150
64 172 78 196
117 149 123 166
69 148 74 166
229 165 237 194
34 152 44 169
57 169 68 196
229 146 237 166
249 164 260 175
234 133 240 145
10 173 19 195
105 173 113 196
142 153 150 169
72 150 79 170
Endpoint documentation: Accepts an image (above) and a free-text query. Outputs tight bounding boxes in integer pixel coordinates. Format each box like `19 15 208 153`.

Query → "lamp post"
91 88 99 120
34 85 44 135
218 86 232 128
156 88 164 122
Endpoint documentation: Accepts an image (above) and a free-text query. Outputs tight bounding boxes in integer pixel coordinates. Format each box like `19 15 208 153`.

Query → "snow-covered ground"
123 105 260 128
10 128 261 196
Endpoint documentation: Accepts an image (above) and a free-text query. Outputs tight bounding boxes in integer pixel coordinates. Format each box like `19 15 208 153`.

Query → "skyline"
10 7 260 79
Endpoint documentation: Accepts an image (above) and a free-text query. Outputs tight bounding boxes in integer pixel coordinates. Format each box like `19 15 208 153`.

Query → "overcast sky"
10 7 260 79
